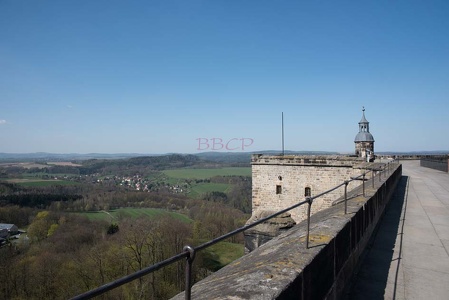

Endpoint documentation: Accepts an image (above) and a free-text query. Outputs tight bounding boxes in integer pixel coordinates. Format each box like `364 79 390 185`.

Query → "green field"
162 167 251 179
77 207 192 223
188 183 231 198
161 167 251 199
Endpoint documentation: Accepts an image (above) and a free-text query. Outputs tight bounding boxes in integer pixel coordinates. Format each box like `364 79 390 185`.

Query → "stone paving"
347 160 449 300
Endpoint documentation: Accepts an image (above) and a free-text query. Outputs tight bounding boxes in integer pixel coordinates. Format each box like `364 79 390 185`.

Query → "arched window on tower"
305 187 311 197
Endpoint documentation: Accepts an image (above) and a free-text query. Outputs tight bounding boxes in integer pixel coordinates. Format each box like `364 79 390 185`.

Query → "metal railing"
70 159 399 300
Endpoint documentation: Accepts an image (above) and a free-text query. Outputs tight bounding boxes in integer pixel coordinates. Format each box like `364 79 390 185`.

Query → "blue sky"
1 0 448 154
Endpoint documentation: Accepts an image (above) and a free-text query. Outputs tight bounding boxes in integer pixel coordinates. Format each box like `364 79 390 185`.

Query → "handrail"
70 159 399 300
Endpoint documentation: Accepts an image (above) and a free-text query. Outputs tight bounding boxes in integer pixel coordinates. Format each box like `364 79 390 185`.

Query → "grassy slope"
202 241 245 271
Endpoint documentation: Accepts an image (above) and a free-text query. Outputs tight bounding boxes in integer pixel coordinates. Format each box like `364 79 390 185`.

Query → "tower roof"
359 107 368 124
355 132 374 142
354 107 374 142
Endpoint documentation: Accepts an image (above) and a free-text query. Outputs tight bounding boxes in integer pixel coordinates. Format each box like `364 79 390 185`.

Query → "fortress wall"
251 155 365 223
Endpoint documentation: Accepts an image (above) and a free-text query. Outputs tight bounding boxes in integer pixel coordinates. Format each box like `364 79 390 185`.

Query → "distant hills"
0 151 338 162
195 150 339 163
0 150 447 163
0 152 149 161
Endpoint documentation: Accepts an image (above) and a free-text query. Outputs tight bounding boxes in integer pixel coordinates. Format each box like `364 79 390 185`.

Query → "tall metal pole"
282 112 285 156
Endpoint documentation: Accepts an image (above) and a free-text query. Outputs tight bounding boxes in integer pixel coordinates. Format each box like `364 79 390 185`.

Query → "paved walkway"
347 160 449 300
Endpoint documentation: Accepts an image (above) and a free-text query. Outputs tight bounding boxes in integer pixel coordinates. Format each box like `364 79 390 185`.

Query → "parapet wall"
420 155 448 172
172 163 402 300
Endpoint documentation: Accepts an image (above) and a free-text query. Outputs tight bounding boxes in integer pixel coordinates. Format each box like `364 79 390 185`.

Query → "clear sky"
1 0 448 154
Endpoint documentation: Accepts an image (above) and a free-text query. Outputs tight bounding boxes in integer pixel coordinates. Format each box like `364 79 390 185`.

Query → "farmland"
188 182 231 198
162 167 251 179
161 167 251 198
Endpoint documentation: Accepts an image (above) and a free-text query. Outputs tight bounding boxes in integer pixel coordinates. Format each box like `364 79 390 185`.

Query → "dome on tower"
355 131 375 142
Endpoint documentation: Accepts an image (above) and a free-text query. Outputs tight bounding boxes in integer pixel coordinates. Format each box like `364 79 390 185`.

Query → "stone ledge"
251 155 365 167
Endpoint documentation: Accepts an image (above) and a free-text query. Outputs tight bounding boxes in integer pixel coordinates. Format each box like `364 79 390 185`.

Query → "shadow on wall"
345 175 409 300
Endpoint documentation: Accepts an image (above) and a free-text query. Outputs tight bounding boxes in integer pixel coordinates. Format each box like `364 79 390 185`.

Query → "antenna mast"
282 112 285 156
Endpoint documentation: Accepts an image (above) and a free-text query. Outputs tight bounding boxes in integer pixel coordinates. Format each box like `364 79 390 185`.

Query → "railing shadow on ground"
344 175 408 300
70 160 400 300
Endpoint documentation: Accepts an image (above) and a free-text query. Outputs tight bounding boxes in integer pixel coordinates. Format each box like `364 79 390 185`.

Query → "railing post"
362 173 365 197
379 167 382 182
372 170 375 189
344 181 349 214
183 246 195 300
306 196 313 249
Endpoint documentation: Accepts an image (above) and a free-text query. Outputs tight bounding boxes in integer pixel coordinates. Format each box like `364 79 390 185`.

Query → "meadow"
162 167 251 179
188 182 231 198
161 167 251 198
203 241 245 271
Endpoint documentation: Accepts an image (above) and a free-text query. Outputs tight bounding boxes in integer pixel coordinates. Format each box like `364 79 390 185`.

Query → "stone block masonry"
251 155 365 224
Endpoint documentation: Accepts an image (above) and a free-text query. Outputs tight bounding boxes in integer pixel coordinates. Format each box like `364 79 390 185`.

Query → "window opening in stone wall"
305 187 311 197
276 185 282 194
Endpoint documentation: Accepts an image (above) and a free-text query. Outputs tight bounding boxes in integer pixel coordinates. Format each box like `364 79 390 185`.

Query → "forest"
0 154 252 299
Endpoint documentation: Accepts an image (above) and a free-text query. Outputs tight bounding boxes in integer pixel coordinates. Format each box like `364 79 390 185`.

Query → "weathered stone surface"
244 210 296 253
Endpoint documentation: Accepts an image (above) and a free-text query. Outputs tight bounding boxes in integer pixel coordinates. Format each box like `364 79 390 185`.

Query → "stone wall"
251 155 365 223
171 162 402 300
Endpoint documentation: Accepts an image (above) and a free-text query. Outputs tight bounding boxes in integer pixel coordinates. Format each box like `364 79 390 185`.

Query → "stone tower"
245 154 364 252
354 107 375 161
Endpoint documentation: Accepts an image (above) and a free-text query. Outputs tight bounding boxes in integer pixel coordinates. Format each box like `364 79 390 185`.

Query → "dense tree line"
78 154 212 175
0 194 82 208
0 182 22 193
0 182 88 208
0 206 35 227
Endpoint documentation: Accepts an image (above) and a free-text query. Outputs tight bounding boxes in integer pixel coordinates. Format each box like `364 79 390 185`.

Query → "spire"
359 106 368 125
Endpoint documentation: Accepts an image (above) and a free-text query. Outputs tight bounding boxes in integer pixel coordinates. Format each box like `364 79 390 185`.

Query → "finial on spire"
362 106 365 112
